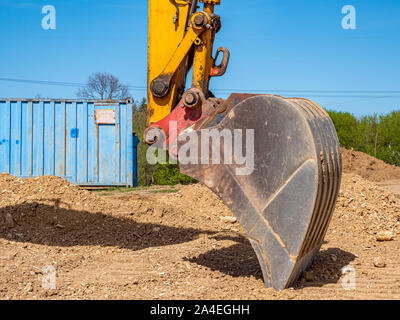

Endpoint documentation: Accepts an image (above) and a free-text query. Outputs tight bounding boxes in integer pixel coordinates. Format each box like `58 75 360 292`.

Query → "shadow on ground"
1 200 357 288
0 200 217 251
185 235 264 280
187 237 357 288
294 247 357 289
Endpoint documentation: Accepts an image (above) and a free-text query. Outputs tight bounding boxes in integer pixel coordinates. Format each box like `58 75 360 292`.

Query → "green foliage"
153 162 196 185
133 98 196 186
375 111 400 166
327 109 400 166
133 98 158 186
327 111 359 149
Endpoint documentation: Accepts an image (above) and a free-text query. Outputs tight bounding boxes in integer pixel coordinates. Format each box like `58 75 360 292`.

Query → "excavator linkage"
178 95 342 290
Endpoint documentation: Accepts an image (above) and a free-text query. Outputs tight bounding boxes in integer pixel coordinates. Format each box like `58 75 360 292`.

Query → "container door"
94 105 120 185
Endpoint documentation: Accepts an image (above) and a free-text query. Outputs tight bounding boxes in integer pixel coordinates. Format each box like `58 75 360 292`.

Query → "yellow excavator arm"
145 0 342 291
147 0 227 124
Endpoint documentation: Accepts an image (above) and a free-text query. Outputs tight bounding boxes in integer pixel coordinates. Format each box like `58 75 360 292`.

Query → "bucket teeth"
179 95 342 290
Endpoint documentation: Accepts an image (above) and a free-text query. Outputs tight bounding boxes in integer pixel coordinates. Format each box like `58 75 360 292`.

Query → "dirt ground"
1 148 400 300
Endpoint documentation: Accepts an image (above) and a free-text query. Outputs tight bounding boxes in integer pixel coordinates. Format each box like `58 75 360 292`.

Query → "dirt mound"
0 173 99 206
0 174 230 250
0 173 112 229
2 156 398 248
341 148 400 182
335 174 400 237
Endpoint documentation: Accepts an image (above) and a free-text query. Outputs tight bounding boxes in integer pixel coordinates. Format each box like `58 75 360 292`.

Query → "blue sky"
0 0 399 116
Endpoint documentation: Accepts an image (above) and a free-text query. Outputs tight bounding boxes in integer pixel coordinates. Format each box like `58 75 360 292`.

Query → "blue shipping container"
0 99 139 187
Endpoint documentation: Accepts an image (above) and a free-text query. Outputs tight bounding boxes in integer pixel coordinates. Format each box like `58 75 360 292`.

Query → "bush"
153 162 196 186
376 111 400 166
327 109 400 166
133 99 196 186
327 111 359 149
133 99 158 186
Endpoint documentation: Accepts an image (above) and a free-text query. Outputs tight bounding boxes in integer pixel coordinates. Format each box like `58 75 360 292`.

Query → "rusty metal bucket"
178 94 342 290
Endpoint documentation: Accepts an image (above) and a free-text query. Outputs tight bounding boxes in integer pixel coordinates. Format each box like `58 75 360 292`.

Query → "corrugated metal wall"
0 99 139 187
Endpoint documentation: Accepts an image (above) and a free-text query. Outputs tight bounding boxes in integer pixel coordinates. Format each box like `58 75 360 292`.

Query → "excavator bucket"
178 94 342 290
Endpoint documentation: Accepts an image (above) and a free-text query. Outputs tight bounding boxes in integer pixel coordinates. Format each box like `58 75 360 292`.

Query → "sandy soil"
0 149 400 300
376 180 400 198
341 147 400 182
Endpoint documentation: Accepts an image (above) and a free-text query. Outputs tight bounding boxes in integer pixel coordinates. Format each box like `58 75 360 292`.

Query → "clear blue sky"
0 0 399 116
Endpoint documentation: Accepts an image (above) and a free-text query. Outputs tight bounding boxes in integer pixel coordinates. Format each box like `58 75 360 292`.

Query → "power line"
0 77 148 91
0 77 86 87
1 77 400 98
212 88 400 94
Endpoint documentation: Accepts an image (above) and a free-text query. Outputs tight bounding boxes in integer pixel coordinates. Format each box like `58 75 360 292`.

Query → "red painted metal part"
144 93 252 158
210 47 230 77
144 94 218 156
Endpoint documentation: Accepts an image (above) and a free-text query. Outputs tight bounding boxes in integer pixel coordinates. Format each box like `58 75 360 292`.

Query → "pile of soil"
341 147 400 182
0 148 400 300
335 174 400 237
0 174 101 209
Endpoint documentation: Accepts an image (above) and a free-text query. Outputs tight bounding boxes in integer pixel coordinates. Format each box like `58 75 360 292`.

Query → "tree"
77 72 130 100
